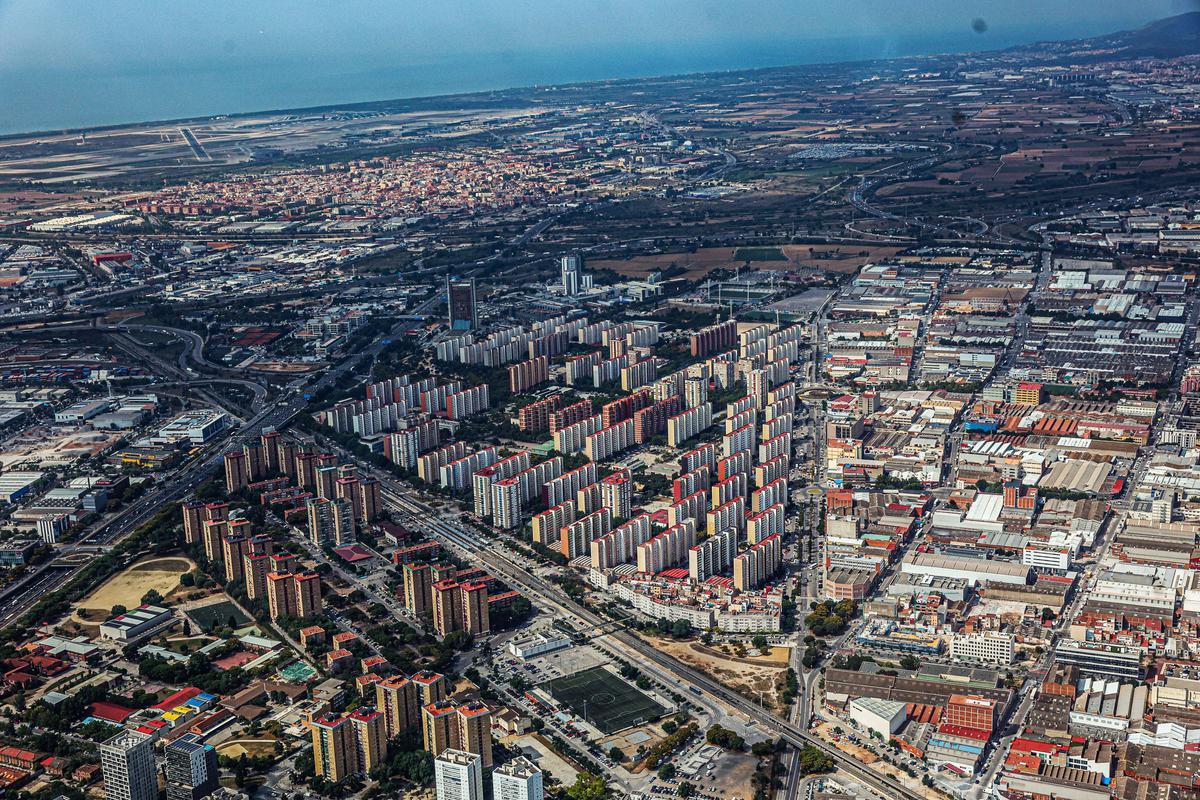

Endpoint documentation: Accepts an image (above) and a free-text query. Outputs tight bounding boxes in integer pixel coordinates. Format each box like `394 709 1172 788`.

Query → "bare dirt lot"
216 738 280 760
69 556 194 628
501 733 581 785
707 750 760 800
594 244 902 281
645 637 790 711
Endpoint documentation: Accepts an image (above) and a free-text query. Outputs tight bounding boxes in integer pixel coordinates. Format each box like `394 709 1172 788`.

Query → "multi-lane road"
0 319 412 630
305 437 926 800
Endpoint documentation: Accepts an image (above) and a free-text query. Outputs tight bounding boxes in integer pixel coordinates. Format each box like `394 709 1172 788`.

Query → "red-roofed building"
73 763 101 784
356 674 382 697
6 655 68 677
132 719 169 739
92 252 133 266
0 747 40 772
935 723 991 742
927 722 990 772
392 540 440 564
3 670 36 689
299 626 326 650
377 521 412 545
905 703 944 725
40 756 66 777
1005 737 1065 773
361 655 388 674
946 694 995 732
827 489 854 511
334 544 374 563
327 649 354 672
1012 381 1042 401
88 701 136 723
487 590 519 608
153 687 201 711
177 708 235 740
830 395 857 412
26 655 68 675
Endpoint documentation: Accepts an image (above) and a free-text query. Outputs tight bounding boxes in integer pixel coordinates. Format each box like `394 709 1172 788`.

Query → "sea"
0 22 1132 136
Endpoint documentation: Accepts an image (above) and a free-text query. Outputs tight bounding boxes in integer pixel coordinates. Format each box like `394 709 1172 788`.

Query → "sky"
0 0 1192 134
0 0 1187 73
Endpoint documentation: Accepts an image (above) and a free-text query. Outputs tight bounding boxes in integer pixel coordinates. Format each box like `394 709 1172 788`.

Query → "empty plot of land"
594 244 901 281
783 244 904 273
707 750 761 799
649 638 790 711
593 247 741 280
599 726 664 765
76 557 192 615
216 738 279 759
544 666 666 734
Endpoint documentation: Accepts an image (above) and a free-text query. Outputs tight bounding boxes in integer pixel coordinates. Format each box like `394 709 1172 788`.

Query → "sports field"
544 666 666 734
733 246 786 262
188 599 251 631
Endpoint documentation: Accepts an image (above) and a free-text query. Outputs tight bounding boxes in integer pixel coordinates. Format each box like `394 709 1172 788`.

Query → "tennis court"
544 666 666 734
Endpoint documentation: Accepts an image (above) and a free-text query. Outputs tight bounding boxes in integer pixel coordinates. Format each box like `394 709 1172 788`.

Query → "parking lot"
501 639 610 685
640 741 758 800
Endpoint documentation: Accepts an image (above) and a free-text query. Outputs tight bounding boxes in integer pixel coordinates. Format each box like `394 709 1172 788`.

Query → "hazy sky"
0 0 1188 72
0 0 1193 134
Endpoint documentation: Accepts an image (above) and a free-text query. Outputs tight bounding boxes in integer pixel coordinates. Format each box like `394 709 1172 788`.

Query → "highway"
32 318 271 417
0 397 294 627
844 142 1026 249
451 514 921 799
119 322 219 373
0 319 409 630
120 318 270 411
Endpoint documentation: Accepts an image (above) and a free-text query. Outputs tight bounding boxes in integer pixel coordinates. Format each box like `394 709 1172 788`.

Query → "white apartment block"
689 527 737 581
950 632 1016 665
584 419 635 461
667 403 713 447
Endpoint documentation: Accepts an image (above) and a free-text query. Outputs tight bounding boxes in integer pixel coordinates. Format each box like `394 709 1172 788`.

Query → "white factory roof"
850 696 908 720
966 493 1003 523
0 471 45 501
903 553 1031 579
966 440 1013 457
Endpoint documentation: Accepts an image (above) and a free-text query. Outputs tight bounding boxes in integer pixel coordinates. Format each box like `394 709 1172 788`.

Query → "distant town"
2 10 1200 800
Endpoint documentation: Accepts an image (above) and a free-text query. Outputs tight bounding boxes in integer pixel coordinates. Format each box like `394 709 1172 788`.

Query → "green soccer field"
733 247 787 262
544 666 667 734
